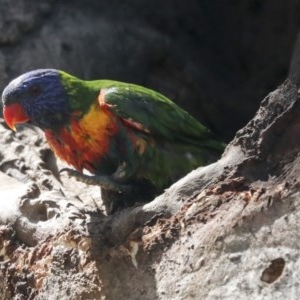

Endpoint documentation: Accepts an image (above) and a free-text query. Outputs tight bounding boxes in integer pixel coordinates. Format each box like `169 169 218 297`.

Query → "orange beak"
3 103 30 131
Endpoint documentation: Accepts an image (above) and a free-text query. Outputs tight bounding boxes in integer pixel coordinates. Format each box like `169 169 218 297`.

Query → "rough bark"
1 1 300 299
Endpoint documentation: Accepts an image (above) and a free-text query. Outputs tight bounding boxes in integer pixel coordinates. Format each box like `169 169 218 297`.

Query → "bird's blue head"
2 69 70 130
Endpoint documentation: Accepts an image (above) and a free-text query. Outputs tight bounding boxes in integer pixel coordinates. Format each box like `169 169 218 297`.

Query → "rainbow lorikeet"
2 69 225 207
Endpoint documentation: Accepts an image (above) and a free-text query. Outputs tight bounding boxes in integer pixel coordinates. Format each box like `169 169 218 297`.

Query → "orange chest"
45 105 118 173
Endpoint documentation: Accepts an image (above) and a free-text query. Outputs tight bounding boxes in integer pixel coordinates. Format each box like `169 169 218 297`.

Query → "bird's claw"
59 167 75 176
59 168 133 194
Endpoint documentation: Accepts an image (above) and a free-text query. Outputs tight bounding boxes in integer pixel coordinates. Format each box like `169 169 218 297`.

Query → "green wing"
100 84 224 153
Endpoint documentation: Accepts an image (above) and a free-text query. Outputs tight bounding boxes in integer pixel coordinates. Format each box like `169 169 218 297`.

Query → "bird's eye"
29 85 41 96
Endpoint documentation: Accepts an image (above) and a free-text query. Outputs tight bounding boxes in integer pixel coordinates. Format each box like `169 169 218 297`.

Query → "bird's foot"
59 168 134 194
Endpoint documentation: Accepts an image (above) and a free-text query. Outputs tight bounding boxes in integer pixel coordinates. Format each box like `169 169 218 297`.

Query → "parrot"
2 69 225 209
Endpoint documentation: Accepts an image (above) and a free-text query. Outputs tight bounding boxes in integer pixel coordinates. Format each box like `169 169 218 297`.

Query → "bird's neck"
60 74 100 116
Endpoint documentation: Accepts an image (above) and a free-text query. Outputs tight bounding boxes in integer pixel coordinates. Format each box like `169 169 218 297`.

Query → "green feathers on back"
101 85 224 151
